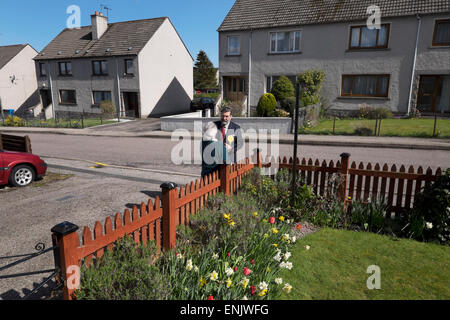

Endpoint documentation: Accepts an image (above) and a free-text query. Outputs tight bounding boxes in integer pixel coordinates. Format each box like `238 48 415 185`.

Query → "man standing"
214 107 243 164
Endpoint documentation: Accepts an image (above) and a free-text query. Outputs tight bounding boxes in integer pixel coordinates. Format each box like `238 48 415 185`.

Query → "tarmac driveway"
0 157 196 300
89 118 161 133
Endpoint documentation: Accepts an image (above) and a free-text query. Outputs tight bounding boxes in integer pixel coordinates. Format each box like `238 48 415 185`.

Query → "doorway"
39 89 52 108
223 76 247 103
417 75 450 113
122 92 140 118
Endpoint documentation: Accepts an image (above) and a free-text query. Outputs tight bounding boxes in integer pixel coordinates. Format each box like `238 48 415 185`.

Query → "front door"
40 89 52 108
123 92 140 118
223 77 246 103
418 75 450 113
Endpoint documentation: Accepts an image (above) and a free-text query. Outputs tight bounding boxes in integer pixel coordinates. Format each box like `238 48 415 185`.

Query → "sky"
0 0 237 67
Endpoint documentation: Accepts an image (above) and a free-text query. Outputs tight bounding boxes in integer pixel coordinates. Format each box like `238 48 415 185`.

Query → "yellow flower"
279 216 285 222
263 233 269 238
262 219 267 223
266 267 271 273
200 276 207 287
273 243 278 247
252 211 258 218
240 277 249 289
226 278 232 288
223 213 231 220
271 228 279 234
210 271 219 281
227 219 235 227
259 289 268 297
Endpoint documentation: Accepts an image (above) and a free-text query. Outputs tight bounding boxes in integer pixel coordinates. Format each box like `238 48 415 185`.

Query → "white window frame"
227 35 241 56
269 30 302 54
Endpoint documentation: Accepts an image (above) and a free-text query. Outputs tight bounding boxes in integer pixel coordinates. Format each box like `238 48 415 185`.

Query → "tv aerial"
100 4 112 18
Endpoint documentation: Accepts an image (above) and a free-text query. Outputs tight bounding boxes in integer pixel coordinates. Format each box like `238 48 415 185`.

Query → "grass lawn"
303 118 450 138
276 228 450 300
1 118 116 129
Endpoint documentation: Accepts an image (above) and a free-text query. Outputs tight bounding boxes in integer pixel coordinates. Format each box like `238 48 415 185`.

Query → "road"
0 133 448 299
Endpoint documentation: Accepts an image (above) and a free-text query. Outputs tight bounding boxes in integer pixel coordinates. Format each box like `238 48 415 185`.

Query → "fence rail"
51 151 444 300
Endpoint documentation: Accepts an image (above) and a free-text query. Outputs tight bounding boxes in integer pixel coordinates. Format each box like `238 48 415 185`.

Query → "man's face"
221 111 232 125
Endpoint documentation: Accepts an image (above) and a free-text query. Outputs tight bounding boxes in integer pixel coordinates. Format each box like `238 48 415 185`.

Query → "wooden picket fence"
0 133 32 153
51 151 443 300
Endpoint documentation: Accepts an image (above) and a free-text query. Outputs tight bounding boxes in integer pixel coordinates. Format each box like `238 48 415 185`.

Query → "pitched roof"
218 0 450 32
35 17 167 60
0 44 27 69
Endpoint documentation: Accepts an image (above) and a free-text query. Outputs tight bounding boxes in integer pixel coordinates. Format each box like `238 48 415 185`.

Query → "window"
227 36 240 55
266 75 297 92
92 60 108 75
93 91 112 105
433 19 450 46
341 75 390 97
59 90 77 104
39 63 47 77
125 59 135 75
58 62 72 76
349 24 390 49
270 31 301 53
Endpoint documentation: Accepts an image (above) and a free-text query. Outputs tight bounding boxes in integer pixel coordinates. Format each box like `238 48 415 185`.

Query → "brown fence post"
161 182 178 251
339 153 351 206
51 221 80 300
255 148 262 169
0 134 3 150
25 135 32 153
219 164 231 196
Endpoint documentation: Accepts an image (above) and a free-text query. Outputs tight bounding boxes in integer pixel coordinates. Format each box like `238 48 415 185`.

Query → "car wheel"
9 165 35 187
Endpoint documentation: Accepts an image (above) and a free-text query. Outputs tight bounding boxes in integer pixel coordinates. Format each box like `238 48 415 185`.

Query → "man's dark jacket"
213 120 244 164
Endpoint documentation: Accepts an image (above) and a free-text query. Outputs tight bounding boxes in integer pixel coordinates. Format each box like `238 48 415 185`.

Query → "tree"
194 50 218 90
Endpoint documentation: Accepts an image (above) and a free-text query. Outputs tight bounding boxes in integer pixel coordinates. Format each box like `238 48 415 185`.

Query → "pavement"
1 119 450 151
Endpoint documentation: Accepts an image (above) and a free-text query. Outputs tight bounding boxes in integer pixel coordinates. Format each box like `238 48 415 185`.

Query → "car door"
0 151 5 182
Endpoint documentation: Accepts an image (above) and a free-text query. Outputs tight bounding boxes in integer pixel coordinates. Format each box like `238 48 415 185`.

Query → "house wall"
36 55 140 115
0 45 39 113
138 18 193 117
219 14 450 114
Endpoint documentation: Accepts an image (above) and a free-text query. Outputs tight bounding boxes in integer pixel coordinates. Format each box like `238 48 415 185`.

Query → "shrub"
75 235 171 300
297 70 325 106
5 115 25 127
221 100 245 117
272 109 290 117
407 169 450 245
271 76 295 101
349 197 388 232
99 100 116 115
279 97 297 115
354 127 373 136
357 105 393 119
257 93 277 117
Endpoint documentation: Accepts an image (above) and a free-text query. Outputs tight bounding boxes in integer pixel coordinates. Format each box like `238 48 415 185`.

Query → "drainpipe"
407 14 421 116
248 29 252 117
49 66 55 119
115 58 122 119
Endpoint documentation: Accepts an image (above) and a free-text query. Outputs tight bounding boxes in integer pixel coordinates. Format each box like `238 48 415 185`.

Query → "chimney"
91 11 108 40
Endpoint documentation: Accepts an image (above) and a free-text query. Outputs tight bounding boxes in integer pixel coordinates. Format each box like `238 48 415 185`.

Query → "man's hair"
220 106 232 115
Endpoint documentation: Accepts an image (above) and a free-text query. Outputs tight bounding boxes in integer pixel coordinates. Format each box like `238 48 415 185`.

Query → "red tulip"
250 286 256 295
250 259 255 265
243 267 251 276
207 296 214 300
234 266 238 272
227 252 231 257
269 217 275 224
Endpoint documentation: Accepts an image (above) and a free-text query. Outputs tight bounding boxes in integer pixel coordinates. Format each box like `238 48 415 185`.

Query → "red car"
0 150 47 187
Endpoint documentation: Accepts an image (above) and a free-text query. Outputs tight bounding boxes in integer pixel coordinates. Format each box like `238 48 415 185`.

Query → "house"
34 12 193 118
0 44 40 117
218 0 450 115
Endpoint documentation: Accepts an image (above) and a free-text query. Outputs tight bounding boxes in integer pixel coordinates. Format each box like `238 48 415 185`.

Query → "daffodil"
252 211 258 218
210 270 219 281
283 283 292 293
200 276 207 287
266 267 271 273
186 259 193 271
258 281 268 291
282 233 290 242
284 252 291 261
271 228 278 234
226 278 232 288
263 233 269 238
275 278 283 285
223 213 231 220
240 277 249 289
225 267 234 276
279 216 285 222
212 252 219 259
426 222 433 229
258 289 268 297
273 243 278 248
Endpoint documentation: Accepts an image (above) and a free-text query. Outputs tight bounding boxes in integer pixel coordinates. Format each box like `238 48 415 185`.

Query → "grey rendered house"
218 0 450 115
35 12 193 118
0 44 40 116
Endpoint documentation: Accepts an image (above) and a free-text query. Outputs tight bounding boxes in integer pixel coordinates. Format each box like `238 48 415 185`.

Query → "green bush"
257 93 277 117
407 169 450 244
75 235 171 300
99 100 116 115
279 97 297 115
5 115 25 127
297 70 325 106
349 197 388 232
354 127 373 136
271 76 295 101
357 105 393 119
